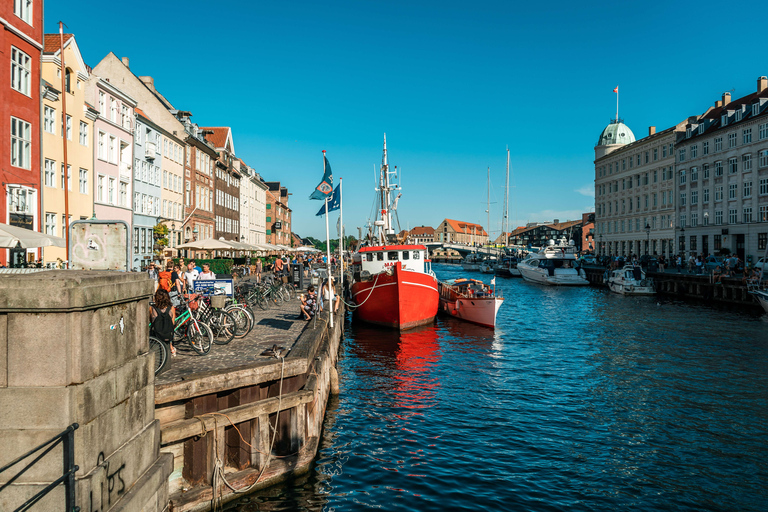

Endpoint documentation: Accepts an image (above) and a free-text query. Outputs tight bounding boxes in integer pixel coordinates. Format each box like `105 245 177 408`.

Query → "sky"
46 0 767 240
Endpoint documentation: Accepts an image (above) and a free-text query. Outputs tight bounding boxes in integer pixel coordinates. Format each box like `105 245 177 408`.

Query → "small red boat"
350 135 438 330
438 278 503 328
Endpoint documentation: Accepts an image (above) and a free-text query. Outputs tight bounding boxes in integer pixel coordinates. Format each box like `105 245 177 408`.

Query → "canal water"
230 263 768 511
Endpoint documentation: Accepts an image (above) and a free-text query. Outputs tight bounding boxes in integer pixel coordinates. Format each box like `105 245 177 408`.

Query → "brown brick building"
202 127 241 246
265 182 291 245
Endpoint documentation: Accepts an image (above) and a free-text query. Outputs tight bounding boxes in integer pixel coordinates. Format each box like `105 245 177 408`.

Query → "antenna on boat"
504 146 510 246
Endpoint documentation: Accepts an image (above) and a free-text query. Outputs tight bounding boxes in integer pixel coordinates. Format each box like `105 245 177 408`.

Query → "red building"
1 0 43 266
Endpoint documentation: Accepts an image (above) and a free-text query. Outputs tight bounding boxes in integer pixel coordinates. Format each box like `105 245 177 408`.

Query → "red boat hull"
351 262 438 330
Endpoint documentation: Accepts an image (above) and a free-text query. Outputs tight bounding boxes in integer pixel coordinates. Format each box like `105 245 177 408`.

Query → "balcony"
145 141 156 160
119 161 131 177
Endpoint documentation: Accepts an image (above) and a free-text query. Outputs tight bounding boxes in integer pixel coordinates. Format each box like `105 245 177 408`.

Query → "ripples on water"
229 264 768 511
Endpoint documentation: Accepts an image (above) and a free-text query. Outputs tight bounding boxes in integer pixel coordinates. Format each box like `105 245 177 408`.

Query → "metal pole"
338 178 343 297
59 22 70 265
323 152 333 329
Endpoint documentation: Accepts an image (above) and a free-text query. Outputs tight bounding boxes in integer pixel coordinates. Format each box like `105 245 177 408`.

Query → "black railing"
0 423 80 512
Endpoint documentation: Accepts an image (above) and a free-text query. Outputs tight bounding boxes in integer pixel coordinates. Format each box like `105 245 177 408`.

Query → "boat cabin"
355 244 428 277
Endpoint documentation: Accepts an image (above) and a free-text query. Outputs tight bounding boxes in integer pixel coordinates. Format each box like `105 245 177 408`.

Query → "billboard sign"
69 220 130 271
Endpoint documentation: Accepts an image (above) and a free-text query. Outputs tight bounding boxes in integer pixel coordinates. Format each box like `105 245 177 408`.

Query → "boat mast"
504 147 510 246
486 167 491 247
379 134 394 242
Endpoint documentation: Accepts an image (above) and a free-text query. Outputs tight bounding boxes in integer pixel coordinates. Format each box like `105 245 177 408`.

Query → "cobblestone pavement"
156 280 318 385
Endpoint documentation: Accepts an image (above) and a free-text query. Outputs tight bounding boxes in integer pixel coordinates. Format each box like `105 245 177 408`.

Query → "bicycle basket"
210 295 227 308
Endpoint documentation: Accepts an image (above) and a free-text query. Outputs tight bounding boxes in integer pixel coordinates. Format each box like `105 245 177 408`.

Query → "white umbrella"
176 238 235 250
296 246 321 252
0 223 66 249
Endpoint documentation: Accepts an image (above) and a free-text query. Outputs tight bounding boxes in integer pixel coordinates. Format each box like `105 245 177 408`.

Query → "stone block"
0 483 65 512
7 312 70 387
0 429 64 483
0 387 72 430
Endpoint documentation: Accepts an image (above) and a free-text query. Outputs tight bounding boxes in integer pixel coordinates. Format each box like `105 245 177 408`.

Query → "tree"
153 223 169 256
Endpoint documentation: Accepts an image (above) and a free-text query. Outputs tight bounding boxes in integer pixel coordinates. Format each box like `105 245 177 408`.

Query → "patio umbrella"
176 238 235 250
0 223 66 249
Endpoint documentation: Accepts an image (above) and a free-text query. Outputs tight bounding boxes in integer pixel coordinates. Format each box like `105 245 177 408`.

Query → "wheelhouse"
355 244 429 276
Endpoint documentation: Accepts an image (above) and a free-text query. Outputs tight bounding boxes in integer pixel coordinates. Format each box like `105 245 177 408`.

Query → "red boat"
351 246 438 330
350 136 438 330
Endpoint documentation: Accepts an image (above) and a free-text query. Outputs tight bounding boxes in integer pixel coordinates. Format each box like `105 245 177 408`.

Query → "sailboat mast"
487 167 490 246
505 147 510 245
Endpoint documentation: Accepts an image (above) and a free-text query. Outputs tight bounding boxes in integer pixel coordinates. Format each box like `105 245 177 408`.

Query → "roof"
200 127 234 154
441 219 488 236
134 107 149 119
596 119 636 147
410 226 435 236
359 244 427 253
680 87 768 143
43 34 73 54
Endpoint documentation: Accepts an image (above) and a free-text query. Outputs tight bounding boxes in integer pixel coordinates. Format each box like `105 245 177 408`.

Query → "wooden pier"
582 266 762 308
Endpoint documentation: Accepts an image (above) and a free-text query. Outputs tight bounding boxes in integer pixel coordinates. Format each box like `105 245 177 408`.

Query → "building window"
728 183 737 200
653 148 658 161
65 115 72 140
762 206 768 222
703 188 709 203
11 47 31 95
110 98 117 123
45 213 57 236
759 232 767 251
703 211 709 226
714 161 723 177
743 154 752 172
679 170 686 184
44 159 56 187
744 181 752 198
729 209 738 224
60 164 71 190
703 141 709 155
728 132 737 148
703 163 710 179
11 117 32 169
680 193 686 206
79 169 87 194
690 145 697 158
759 123 768 140
714 234 722 250
743 128 752 144
44 106 56 134
678 149 686 162
728 157 738 174
108 177 115 205
715 137 722 152
715 186 723 202
715 210 723 225
13 0 33 24
743 207 753 223
761 178 768 196
690 167 698 182
662 145 667 158
79 121 88 146
691 190 698 205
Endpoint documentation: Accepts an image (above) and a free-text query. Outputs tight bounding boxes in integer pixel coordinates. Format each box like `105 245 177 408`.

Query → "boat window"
413 251 421 259
388 251 399 261
402 251 409 260
376 252 383 261
366 253 374 262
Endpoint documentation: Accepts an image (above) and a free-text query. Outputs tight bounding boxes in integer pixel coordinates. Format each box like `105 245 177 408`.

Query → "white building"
237 161 268 245
674 77 768 262
595 117 688 258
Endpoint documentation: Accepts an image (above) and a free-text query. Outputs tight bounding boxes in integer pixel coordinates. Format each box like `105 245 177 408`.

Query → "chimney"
121 57 129 69
648 126 656 136
759 76 768 93
139 76 155 92
715 100 722 108
722 92 731 106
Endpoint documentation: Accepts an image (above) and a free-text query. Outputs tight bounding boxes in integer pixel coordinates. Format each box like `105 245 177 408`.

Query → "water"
229 264 768 511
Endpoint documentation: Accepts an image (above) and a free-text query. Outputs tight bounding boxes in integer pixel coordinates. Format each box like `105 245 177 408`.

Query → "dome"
596 120 635 147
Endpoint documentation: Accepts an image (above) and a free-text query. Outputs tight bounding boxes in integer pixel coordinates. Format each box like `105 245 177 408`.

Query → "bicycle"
174 295 213 355
148 336 169 375
196 294 237 345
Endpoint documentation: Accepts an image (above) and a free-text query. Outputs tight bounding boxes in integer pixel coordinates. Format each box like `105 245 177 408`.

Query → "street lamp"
171 222 176 249
645 223 650 256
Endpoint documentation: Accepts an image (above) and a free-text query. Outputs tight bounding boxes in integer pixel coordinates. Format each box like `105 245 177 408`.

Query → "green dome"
597 120 635 146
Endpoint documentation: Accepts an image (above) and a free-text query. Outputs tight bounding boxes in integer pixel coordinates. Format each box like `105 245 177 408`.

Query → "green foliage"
172 258 234 275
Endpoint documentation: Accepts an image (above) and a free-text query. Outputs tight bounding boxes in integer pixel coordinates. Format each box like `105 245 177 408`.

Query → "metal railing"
0 423 80 512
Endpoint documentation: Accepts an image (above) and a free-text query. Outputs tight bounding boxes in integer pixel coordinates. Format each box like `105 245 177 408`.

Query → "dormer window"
721 114 728 126
735 109 742 122
686 127 691 138
753 103 760 117
698 123 705 135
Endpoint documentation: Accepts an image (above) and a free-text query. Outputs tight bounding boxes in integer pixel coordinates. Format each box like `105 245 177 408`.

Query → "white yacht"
518 238 588 286
605 264 655 296
461 253 483 271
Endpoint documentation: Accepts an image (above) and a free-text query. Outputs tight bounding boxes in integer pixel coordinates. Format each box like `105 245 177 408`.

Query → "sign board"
193 279 233 297
69 220 130 271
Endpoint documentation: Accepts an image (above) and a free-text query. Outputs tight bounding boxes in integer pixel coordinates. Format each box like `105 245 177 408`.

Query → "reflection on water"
229 264 768 512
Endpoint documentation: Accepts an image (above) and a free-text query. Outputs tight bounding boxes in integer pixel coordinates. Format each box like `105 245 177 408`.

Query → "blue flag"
316 184 341 216
309 156 333 200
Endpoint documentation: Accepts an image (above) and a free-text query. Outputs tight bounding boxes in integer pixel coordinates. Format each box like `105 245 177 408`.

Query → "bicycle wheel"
226 306 252 339
149 336 169 375
186 321 212 355
253 293 269 310
211 310 237 345
281 283 295 300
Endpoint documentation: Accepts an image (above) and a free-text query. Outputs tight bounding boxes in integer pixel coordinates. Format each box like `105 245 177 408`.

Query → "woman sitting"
321 277 340 313
300 286 318 320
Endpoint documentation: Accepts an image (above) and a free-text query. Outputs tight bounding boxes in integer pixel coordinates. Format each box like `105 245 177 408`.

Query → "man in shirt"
147 263 158 281
184 261 199 291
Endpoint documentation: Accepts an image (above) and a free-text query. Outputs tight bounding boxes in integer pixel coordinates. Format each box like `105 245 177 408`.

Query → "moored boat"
605 264 655 295
751 289 768 313
494 255 521 277
518 237 588 286
438 278 503 328
461 253 483 271
350 136 439 330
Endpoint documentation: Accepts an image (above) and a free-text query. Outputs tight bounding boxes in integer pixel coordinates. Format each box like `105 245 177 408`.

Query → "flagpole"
338 178 344 301
616 85 619 121
323 152 334 328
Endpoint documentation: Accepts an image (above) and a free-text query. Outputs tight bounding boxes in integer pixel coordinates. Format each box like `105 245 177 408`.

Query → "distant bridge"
423 242 505 258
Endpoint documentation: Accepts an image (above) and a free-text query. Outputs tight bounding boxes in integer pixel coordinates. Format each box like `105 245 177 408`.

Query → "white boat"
605 264 655 295
461 253 483 271
518 237 588 286
438 278 503 328
494 255 522 277
479 257 497 274
749 289 768 313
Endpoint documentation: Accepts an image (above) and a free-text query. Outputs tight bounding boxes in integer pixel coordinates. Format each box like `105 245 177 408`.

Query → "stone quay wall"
0 271 172 512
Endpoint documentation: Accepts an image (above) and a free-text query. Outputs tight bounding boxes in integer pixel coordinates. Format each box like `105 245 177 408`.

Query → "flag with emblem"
316 184 341 216
310 153 333 200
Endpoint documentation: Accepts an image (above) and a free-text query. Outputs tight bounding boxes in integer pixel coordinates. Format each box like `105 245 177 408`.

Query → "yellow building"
41 34 96 265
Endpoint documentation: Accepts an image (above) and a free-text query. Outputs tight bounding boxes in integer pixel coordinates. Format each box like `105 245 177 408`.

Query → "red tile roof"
43 34 73 54
199 127 230 149
410 226 435 236
134 107 149 119
443 218 487 237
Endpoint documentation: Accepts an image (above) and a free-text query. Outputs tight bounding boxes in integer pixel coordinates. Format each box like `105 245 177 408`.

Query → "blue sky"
47 0 766 240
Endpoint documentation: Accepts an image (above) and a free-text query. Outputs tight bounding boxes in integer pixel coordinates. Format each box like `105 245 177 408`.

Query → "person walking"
198 263 216 280
147 262 159 281
255 258 263 283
